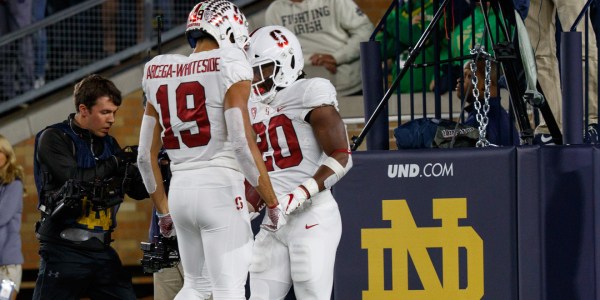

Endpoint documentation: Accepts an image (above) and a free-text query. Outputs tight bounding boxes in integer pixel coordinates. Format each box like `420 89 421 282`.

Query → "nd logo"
361 198 484 299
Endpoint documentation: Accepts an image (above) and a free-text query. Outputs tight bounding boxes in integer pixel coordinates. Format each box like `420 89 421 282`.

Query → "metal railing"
0 0 259 115
355 0 600 150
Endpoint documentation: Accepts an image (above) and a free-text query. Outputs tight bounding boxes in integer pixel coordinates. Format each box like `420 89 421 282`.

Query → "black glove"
49 180 84 220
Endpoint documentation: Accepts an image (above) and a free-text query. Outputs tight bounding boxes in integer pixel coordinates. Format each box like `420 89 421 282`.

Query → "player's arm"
223 80 278 208
137 103 173 236
309 105 352 188
282 105 353 215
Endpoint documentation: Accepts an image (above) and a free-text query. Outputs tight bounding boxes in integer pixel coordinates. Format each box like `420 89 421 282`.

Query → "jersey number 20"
253 115 303 171
156 82 211 149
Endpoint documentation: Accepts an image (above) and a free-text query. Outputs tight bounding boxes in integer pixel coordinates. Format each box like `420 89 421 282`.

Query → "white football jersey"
142 47 252 172
248 78 339 195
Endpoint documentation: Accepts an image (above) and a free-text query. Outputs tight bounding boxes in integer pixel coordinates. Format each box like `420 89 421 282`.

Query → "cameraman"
32 74 146 299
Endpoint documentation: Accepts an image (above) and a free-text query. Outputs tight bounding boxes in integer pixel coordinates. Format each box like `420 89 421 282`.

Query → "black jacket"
36 114 121 195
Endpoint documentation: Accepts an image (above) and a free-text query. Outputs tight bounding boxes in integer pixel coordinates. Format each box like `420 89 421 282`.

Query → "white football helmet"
186 0 249 50
247 25 304 104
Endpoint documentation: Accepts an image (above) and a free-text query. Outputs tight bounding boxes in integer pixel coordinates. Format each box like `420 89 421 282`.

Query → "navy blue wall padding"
594 147 600 299
518 146 597 300
333 148 518 299
332 146 600 299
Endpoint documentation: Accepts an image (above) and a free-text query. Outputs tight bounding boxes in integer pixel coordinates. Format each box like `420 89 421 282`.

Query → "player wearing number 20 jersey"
248 77 338 193
137 1 283 299
247 26 352 300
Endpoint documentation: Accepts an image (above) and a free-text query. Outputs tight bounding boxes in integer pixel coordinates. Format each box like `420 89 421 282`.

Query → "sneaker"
585 123 599 144
533 133 555 145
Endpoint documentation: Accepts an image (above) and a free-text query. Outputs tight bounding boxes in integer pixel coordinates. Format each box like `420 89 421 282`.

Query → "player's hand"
260 204 286 232
158 212 176 237
245 180 265 213
282 186 311 215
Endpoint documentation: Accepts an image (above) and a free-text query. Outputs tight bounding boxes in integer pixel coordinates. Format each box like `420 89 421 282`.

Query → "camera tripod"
351 0 562 150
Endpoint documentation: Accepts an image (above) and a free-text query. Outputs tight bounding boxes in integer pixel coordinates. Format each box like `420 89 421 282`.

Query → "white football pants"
249 190 342 300
170 167 253 300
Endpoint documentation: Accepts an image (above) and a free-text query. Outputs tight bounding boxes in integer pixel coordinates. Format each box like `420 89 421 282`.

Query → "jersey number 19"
156 82 212 149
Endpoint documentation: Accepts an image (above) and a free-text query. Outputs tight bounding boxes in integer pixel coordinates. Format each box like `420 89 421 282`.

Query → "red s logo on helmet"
269 30 289 48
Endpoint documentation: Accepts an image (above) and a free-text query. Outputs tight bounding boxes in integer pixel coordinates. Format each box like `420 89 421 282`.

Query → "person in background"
0 0 34 100
32 0 47 89
137 1 284 299
246 25 353 300
524 0 599 143
0 135 24 300
376 0 450 93
590 0 600 119
265 0 374 96
101 0 117 56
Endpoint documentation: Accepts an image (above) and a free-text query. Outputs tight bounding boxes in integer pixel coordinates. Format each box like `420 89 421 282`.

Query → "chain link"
469 46 491 147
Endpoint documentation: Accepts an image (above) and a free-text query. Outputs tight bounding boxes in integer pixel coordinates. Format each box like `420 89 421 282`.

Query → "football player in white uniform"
246 26 353 300
136 1 285 299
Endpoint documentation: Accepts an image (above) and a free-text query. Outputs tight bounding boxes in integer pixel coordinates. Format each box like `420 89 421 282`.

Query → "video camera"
117 145 139 164
48 179 123 220
140 235 180 273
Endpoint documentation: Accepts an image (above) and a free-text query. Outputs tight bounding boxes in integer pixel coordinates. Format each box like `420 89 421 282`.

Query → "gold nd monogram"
361 198 484 299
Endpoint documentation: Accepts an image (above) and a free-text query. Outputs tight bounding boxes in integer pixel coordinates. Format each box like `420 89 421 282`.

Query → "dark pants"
32 242 136 300
0 0 34 100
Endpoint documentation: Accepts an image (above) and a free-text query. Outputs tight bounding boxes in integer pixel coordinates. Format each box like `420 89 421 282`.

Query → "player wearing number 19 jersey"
143 47 248 169
247 26 353 300
136 1 284 299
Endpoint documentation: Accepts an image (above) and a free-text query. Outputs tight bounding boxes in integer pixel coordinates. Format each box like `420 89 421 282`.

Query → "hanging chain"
469 46 491 147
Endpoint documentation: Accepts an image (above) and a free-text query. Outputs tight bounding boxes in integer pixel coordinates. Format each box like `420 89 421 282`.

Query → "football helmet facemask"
186 0 249 50
247 25 304 104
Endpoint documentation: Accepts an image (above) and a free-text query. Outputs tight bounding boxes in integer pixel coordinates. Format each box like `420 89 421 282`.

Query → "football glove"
282 186 311 215
260 203 287 232
157 212 176 237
